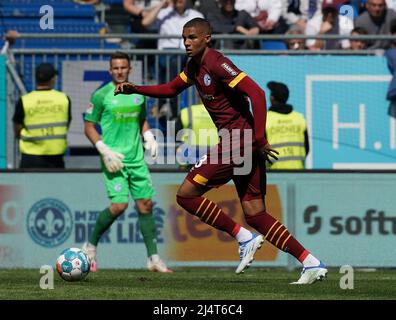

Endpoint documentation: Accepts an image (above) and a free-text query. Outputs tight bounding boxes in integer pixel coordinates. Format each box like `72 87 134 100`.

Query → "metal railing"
12 33 395 56
4 48 26 169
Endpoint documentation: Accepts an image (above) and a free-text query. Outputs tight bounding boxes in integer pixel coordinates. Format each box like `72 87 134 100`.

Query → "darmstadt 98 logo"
27 198 73 247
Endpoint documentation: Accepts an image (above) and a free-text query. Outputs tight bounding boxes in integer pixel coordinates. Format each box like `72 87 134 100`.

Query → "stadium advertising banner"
231 55 395 169
292 173 396 267
0 56 6 169
61 60 142 147
0 172 289 269
0 172 395 269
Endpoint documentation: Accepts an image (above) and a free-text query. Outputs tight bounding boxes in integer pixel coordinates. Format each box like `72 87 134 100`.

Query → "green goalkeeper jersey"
85 82 146 165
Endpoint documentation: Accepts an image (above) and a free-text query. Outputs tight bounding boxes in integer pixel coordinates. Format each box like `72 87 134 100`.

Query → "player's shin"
138 212 158 257
246 212 306 260
176 194 239 236
89 207 117 246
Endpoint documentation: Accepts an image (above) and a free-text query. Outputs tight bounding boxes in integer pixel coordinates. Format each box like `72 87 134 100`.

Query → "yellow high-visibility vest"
180 104 218 147
266 110 307 169
20 90 69 155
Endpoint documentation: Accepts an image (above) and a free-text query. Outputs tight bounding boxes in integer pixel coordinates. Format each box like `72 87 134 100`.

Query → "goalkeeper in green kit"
82 52 172 273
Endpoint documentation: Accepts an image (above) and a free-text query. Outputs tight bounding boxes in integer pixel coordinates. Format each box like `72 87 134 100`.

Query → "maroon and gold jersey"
180 48 255 136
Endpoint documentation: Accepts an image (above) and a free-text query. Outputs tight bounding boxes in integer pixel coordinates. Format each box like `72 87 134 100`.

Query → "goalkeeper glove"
143 130 158 160
95 140 125 173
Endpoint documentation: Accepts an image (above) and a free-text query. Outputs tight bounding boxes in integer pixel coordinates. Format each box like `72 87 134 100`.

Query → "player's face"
182 26 211 58
109 58 131 84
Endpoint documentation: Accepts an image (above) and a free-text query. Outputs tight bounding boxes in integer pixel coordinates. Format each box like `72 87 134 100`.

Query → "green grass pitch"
0 268 395 300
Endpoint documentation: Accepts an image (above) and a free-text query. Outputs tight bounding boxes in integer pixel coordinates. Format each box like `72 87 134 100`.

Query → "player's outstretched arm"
114 76 190 98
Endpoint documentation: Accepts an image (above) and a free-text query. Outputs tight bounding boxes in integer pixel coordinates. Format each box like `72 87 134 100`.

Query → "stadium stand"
0 0 120 91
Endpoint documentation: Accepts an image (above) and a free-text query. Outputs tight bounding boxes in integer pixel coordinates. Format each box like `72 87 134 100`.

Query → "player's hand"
114 82 137 96
143 130 158 160
95 140 125 173
258 142 279 165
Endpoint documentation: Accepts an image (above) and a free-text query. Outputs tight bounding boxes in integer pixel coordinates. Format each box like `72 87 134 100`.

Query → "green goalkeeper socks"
89 208 158 257
138 212 158 257
89 208 116 246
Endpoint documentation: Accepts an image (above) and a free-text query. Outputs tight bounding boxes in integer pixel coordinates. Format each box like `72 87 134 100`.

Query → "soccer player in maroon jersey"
115 18 327 284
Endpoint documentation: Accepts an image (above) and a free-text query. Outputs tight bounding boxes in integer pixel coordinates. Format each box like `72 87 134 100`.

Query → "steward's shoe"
290 261 328 284
81 242 97 272
235 234 264 274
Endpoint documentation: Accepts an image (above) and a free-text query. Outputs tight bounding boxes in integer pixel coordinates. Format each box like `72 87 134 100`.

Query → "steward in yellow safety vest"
265 81 309 169
12 63 71 168
176 103 218 165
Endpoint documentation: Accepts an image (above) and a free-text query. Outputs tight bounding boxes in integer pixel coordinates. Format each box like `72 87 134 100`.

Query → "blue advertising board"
231 55 394 169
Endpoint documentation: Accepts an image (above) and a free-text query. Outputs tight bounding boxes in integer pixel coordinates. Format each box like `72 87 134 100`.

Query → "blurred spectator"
285 25 307 50
354 0 396 49
123 0 170 81
305 5 353 50
207 0 260 49
350 0 367 14
193 0 221 16
322 0 349 8
265 81 309 169
123 0 165 49
1 30 19 55
12 63 72 169
281 0 323 32
144 0 203 51
235 0 288 34
144 0 203 121
386 0 396 11
349 26 368 50
384 19 396 117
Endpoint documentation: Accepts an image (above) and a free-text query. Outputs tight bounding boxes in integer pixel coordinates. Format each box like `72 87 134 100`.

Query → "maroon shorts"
185 144 266 201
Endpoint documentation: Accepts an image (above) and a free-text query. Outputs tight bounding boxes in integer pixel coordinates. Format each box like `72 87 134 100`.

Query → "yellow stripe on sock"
205 205 217 223
281 234 292 250
196 198 207 215
265 221 279 239
201 201 213 218
211 208 221 226
275 229 288 247
270 225 283 242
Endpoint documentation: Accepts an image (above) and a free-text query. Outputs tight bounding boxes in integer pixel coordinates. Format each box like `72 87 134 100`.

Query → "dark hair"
35 63 57 84
183 18 212 35
110 51 130 67
351 27 368 35
322 6 337 19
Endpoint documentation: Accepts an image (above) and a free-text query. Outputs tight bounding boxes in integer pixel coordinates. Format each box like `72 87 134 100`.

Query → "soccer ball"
56 248 90 282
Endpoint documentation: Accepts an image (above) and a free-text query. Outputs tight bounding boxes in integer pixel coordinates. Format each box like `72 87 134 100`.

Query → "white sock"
235 227 253 243
149 254 160 262
302 253 320 268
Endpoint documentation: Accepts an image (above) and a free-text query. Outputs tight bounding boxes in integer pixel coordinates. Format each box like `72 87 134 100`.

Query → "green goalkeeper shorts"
102 162 155 203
